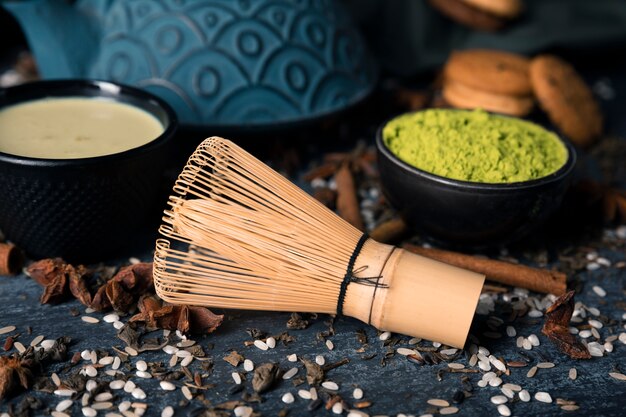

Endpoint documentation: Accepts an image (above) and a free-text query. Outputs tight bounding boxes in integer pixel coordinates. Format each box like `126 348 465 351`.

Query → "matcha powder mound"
383 109 568 183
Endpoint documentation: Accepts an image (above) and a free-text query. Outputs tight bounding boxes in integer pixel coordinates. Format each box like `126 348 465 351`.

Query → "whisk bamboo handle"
345 240 485 348
154 136 485 349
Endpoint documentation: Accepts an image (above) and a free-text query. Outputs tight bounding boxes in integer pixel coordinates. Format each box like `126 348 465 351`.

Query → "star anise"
0 356 33 400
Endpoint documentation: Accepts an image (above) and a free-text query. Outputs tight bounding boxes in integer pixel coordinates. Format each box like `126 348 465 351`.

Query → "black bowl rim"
0 79 178 167
375 110 577 192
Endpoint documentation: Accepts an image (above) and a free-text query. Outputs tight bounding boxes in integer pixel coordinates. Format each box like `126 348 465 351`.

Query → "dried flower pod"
130 297 223 335
542 291 592 359
68 265 91 306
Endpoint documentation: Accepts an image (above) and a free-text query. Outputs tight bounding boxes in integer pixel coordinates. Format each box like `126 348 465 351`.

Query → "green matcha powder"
383 109 568 183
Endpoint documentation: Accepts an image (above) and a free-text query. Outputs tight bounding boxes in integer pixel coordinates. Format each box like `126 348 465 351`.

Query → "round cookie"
428 0 505 32
461 0 523 19
443 81 534 117
530 55 603 147
444 49 532 96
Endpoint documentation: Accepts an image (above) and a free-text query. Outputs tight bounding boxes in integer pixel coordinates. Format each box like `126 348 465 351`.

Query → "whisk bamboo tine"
154 137 485 348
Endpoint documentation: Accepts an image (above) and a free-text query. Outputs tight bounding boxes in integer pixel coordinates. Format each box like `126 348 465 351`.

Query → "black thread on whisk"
336 233 370 316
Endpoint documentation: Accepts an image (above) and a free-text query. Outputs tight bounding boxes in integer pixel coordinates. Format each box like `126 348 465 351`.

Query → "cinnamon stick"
0 243 23 275
303 163 339 181
370 218 408 243
403 244 567 295
334 162 364 231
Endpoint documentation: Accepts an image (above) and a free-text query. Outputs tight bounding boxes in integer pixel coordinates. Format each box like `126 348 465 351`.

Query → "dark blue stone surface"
0 61 625 417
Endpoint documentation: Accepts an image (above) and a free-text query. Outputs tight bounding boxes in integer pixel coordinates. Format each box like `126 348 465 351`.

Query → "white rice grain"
81 407 96 417
81 316 99 324
592 285 606 297
253 340 268 351
322 381 339 391
497 404 511 416
490 395 507 405
56 400 73 412
232 372 242 384
266 337 276 349
379 331 391 341
298 389 312 399
534 391 552 403
282 392 294 404
519 390 530 402
160 381 176 391
282 368 298 380
109 380 125 390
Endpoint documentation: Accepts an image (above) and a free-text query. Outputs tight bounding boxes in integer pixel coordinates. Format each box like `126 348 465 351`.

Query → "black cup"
376 113 577 248
0 80 178 262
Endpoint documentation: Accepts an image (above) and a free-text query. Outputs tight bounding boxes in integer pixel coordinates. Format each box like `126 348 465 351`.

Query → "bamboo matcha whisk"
154 137 485 348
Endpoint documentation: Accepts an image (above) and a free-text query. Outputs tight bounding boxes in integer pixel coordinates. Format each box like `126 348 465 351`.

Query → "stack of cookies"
442 49 603 147
443 49 534 117
428 0 523 32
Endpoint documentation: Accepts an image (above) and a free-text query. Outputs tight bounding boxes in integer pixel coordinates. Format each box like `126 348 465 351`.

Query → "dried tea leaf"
273 332 295 345
301 359 324 386
223 351 244 367
356 329 368 345
30 376 55 393
10 394 44 417
241 392 263 403
201 359 214 374
59 372 87 392
214 401 244 410
252 363 278 393
42 337 70 362
246 328 267 339
287 313 309 330
542 291 592 359
322 358 350 372
117 323 140 350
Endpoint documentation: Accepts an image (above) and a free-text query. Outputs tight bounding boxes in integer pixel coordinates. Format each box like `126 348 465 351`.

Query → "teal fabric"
343 0 626 76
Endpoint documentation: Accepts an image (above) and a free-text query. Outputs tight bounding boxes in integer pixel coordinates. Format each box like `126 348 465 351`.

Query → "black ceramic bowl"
376 114 577 248
0 80 177 262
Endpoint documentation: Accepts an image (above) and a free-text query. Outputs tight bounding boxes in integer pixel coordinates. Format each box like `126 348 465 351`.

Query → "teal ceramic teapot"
4 0 377 128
